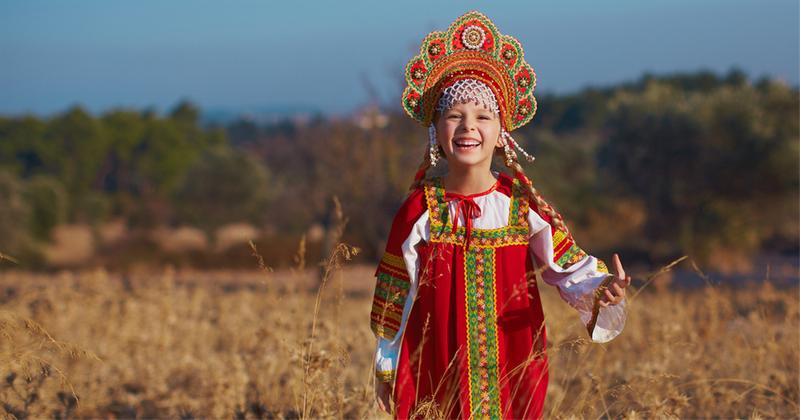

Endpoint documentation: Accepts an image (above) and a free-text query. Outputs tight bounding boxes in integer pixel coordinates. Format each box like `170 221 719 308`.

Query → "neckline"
441 176 500 200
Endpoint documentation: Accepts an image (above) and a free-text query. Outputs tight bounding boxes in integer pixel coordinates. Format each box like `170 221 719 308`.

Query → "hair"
494 145 569 234
408 145 434 191
408 130 569 234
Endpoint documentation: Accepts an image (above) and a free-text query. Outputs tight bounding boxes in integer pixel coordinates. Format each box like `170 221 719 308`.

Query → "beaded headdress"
435 78 500 117
402 11 537 132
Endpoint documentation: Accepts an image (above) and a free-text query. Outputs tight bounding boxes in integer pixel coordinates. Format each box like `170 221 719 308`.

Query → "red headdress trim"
402 11 537 131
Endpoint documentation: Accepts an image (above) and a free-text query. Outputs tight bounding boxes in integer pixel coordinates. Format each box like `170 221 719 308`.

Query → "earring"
503 141 514 167
429 125 441 167
502 129 535 163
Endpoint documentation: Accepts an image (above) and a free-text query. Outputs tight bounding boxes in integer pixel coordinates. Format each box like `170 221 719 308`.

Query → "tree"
21 175 68 241
172 149 271 234
600 80 799 266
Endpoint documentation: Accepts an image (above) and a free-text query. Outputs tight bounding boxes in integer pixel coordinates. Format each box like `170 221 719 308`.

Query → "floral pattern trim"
465 248 502 419
509 178 530 226
370 252 411 341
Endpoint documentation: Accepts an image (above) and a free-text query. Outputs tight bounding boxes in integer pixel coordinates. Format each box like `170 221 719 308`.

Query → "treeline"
0 70 797 270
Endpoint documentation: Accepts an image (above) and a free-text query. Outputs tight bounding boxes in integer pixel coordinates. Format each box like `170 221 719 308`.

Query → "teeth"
456 141 480 146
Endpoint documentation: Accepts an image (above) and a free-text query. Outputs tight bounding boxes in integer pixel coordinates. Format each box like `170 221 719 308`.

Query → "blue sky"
1 0 797 117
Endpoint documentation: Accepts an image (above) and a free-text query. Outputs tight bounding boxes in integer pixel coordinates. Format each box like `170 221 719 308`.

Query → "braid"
408 145 434 191
498 148 570 234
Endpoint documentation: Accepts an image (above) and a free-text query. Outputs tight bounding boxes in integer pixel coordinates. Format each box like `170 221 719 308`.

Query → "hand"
599 254 631 307
376 381 393 414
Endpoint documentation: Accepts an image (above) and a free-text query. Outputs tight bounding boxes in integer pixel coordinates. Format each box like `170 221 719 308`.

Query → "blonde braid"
408 146 434 191
498 148 570 234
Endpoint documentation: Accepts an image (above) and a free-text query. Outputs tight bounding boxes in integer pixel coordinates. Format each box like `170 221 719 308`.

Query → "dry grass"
0 252 797 418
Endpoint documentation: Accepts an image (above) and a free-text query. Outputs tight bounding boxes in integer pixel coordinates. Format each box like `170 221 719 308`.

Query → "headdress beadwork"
435 78 499 117
402 11 538 132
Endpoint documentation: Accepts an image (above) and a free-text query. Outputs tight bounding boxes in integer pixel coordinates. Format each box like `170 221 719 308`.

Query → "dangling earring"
429 125 441 167
503 141 514 167
502 129 535 163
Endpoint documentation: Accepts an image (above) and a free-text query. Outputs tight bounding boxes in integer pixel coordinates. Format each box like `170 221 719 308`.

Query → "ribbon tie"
444 194 483 251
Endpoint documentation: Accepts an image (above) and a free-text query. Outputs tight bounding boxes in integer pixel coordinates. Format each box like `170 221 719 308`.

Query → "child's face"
435 100 502 172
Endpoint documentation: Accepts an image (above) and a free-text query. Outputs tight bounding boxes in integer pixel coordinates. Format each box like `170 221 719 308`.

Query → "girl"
370 11 630 419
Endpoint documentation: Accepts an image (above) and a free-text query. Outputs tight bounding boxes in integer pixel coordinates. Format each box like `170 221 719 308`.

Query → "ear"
495 127 506 148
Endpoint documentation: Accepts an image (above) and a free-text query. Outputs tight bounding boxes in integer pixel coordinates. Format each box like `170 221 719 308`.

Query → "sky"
1 0 798 118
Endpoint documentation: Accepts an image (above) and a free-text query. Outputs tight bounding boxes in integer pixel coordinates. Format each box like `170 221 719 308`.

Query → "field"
0 248 798 419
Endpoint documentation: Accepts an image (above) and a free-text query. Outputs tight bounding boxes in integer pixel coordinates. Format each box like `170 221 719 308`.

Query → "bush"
0 171 44 267
172 149 272 234
21 175 69 241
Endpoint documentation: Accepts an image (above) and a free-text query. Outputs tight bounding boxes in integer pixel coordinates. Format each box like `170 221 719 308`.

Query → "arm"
527 209 629 342
372 211 430 379
372 212 430 414
370 190 430 387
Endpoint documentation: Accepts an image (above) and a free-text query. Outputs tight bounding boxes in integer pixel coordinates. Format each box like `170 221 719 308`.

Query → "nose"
459 114 477 131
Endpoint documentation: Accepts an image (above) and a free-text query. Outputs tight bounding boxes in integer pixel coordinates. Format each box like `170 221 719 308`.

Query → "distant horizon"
1 67 794 124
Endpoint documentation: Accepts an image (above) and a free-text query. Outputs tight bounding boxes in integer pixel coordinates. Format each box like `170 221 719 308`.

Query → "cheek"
436 122 453 142
486 127 502 147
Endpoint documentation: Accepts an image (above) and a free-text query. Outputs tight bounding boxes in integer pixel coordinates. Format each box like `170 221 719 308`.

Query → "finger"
613 254 625 279
605 288 615 301
598 299 609 308
377 397 386 412
612 282 625 299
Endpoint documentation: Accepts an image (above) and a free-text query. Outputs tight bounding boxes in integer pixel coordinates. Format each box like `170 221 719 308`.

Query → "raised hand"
599 254 631 307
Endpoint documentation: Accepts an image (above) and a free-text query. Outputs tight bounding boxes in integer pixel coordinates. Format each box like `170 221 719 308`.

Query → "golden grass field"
0 245 798 419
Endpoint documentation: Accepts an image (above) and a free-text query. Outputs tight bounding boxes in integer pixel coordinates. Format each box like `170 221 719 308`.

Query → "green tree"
41 107 110 199
172 148 271 234
600 79 799 265
0 116 47 177
136 102 225 197
21 175 69 241
0 171 43 267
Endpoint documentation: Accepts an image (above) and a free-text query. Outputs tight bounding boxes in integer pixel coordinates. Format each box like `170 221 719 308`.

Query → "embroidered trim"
587 274 615 337
508 179 530 227
431 230 529 249
424 177 449 226
377 252 410 281
596 259 609 274
370 255 412 341
380 252 406 271
376 369 396 383
552 229 588 269
465 248 502 419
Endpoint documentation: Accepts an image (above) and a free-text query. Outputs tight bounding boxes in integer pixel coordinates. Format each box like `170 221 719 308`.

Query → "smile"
454 138 481 149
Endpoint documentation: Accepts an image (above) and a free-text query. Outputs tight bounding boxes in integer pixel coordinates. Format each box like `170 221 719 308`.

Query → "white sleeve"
375 211 430 381
528 209 626 343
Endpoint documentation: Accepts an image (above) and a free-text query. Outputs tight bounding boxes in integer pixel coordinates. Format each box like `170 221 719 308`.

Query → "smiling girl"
370 12 630 419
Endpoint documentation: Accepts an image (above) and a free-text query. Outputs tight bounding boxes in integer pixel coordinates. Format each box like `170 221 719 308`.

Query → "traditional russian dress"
370 174 627 419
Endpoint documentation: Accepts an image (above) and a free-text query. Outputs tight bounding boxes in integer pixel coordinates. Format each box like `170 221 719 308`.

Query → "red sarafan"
371 11 631 420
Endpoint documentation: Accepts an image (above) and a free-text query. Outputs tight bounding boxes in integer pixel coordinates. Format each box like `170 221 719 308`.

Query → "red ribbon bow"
444 194 482 251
